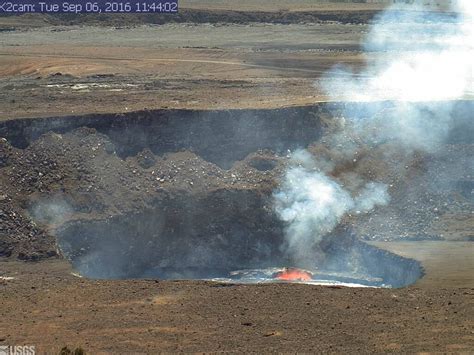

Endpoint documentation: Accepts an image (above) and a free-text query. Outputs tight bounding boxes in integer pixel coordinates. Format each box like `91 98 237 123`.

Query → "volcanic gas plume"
274 0 473 266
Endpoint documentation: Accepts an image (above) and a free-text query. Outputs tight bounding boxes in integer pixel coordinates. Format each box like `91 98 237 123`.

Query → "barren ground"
0 23 370 119
0 2 473 353
1 258 472 354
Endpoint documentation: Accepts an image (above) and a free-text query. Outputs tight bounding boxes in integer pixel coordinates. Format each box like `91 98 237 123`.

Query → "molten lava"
273 268 313 282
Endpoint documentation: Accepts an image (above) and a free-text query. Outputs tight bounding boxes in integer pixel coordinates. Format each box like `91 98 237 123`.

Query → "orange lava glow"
273 268 313 281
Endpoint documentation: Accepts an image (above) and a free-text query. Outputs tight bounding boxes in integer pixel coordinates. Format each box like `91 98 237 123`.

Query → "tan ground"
181 0 388 12
0 23 370 120
371 242 474 289
181 0 453 12
0 253 473 353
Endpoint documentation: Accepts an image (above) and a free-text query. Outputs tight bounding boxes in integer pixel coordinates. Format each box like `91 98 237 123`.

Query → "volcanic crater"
1 102 471 287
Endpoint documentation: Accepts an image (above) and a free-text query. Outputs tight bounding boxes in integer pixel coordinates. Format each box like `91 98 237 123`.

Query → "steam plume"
274 150 389 264
275 1 473 264
322 0 473 152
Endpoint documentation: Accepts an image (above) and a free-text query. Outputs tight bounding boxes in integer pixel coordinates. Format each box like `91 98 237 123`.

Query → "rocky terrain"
0 103 471 267
1 259 472 353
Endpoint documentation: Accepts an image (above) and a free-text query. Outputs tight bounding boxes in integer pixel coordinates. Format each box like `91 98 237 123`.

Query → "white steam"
274 150 389 262
275 1 472 264
31 197 72 226
321 0 473 152
325 1 473 103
